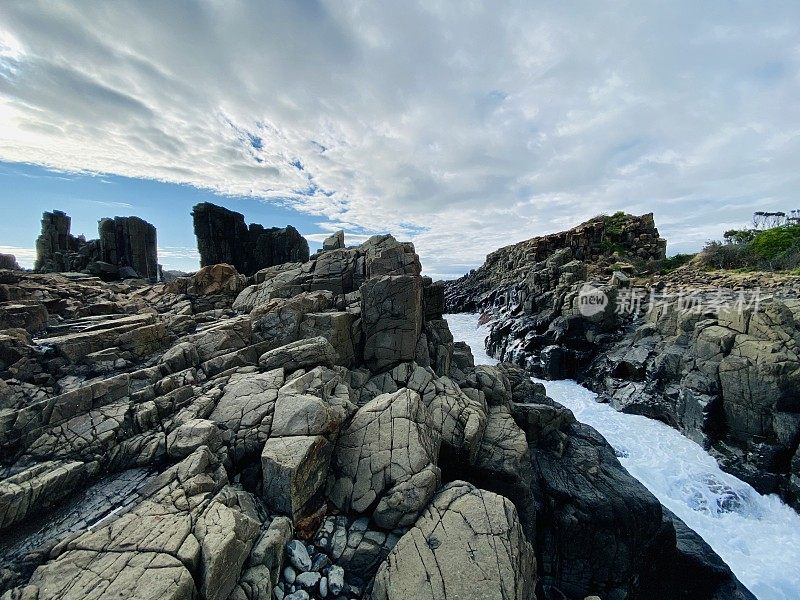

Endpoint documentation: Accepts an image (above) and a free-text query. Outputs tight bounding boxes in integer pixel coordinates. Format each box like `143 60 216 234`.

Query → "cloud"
0 1 799 275
0 245 34 268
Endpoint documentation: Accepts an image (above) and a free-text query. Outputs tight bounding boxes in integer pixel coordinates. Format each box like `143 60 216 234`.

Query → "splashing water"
445 313 800 599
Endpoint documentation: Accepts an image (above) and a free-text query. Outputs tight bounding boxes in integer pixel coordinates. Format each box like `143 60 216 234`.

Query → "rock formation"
0 225 754 600
445 212 800 510
192 202 309 276
34 210 159 281
0 255 20 271
99 216 158 282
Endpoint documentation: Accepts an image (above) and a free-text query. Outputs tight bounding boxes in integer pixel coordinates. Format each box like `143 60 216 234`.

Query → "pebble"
319 576 328 598
328 565 345 595
283 565 296 584
283 591 310 600
295 571 321 589
311 553 331 572
286 539 312 572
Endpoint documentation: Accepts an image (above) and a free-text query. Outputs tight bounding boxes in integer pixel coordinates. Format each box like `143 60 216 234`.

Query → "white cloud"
0 1 799 275
0 246 34 268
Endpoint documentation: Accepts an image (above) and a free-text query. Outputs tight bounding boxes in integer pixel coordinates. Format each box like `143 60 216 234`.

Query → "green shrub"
698 241 756 270
751 225 800 260
723 229 756 245
601 211 628 237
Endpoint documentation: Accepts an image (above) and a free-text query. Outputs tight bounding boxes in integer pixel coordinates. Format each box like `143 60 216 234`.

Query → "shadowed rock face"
192 202 309 276
0 255 20 271
99 217 158 282
34 210 158 281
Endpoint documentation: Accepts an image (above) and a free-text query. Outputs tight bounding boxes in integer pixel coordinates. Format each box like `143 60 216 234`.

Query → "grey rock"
327 389 440 529
285 540 312 572
327 565 345 595
323 230 345 251
259 337 338 373
295 571 320 589
361 276 424 372
166 418 222 459
262 436 333 522
373 481 536 600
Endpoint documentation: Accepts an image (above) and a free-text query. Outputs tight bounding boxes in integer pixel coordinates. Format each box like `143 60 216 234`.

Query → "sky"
0 1 799 278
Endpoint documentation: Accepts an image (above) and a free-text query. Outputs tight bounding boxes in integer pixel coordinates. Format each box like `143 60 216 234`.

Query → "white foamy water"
445 313 800 600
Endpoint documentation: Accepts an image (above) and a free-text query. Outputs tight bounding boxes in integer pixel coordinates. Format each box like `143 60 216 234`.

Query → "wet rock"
285 539 312 572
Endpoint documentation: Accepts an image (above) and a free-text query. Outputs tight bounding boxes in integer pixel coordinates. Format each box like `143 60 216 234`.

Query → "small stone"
295 571 321 589
311 553 331 572
286 539 312 572
283 565 296 584
319 576 328 598
328 565 345 595
274 586 285 600
284 591 310 600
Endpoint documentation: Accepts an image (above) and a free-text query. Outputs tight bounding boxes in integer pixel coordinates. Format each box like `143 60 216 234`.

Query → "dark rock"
192 202 309 276
34 210 158 281
0 254 21 270
98 216 158 282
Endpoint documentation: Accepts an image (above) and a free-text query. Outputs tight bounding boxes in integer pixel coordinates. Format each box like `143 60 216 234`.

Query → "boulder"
328 388 440 529
373 481 536 600
258 337 337 373
166 418 222 459
261 435 333 522
209 369 283 464
322 230 345 251
165 263 248 297
361 275 424 372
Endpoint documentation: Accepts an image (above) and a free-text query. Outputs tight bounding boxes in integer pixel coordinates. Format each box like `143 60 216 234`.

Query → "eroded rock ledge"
444 212 800 510
1 230 752 600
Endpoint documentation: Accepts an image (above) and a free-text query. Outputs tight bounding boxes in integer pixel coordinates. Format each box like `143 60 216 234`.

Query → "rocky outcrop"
192 202 309 276
98 216 158 282
34 210 159 281
0 255 20 271
444 210 800 510
446 212 665 312
584 291 800 507
445 213 663 379
0 221 753 600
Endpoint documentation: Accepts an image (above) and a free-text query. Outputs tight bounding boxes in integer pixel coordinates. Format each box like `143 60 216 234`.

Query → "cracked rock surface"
373 481 537 600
